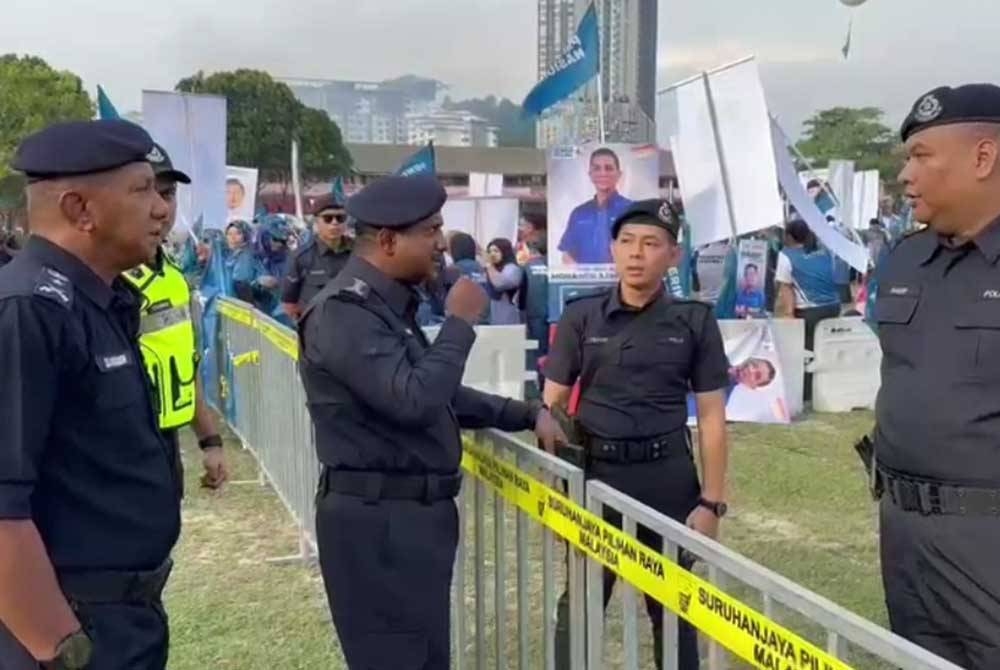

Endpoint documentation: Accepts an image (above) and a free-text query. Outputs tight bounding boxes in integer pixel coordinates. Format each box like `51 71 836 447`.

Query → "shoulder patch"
33 267 73 308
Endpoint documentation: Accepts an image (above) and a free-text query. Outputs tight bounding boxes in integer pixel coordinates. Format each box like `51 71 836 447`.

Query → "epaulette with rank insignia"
33 267 73 308
328 276 370 303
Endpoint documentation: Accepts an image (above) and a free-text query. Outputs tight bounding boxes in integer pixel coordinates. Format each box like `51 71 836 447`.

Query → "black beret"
901 84 1000 142
12 119 155 181
611 199 681 240
345 174 446 229
148 142 191 184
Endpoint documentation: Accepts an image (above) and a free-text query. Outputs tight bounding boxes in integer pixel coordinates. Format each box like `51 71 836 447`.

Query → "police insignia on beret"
612 199 680 240
913 94 943 123
901 83 1000 141
146 145 166 164
658 202 673 224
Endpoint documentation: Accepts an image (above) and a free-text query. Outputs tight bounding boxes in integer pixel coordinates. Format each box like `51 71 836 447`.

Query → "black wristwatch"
43 630 92 670
198 434 223 450
698 497 728 518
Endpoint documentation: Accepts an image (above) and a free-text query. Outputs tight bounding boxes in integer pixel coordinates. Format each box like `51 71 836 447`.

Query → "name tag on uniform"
585 336 608 344
147 299 172 315
982 289 1000 300
96 352 133 372
887 285 918 296
309 270 327 276
666 336 685 344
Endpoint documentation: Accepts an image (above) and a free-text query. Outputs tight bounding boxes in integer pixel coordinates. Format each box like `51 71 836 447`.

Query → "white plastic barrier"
718 318 805 418
810 317 881 412
424 323 534 401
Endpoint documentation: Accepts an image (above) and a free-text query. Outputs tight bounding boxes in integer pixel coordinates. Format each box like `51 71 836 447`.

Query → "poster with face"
687 321 789 424
546 142 660 276
225 166 259 224
734 238 767 318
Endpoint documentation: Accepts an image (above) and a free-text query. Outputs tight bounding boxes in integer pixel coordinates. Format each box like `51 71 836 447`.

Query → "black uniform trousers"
317 490 459 670
880 498 1000 670
0 598 169 669
555 451 702 670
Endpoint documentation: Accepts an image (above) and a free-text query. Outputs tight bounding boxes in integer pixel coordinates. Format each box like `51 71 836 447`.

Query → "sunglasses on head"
320 213 347 224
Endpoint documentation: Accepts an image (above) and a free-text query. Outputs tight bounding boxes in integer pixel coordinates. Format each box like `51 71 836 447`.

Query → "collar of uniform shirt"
344 254 419 318
25 235 119 309
602 283 667 318
919 213 1000 266
319 237 350 256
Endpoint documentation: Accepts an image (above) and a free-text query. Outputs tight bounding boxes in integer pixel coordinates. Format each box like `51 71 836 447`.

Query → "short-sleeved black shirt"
281 238 351 308
875 216 1000 485
298 255 538 474
0 236 180 571
544 287 729 439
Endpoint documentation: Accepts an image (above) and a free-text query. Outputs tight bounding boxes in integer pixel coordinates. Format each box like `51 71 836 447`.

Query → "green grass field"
165 410 883 669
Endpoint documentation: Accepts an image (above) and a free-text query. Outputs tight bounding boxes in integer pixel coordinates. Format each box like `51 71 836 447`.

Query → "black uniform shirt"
0 237 180 570
545 287 729 439
875 216 1000 485
281 238 351 308
298 255 538 473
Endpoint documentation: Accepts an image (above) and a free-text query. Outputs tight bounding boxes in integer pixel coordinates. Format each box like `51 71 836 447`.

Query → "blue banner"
396 142 436 177
522 2 599 117
97 85 120 120
331 175 346 205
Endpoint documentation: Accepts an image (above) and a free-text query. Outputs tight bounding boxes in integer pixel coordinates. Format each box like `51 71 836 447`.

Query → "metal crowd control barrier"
209 298 960 670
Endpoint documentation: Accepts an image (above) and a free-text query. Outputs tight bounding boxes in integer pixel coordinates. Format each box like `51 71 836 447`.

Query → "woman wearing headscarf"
484 237 524 326
224 220 265 303
445 232 490 325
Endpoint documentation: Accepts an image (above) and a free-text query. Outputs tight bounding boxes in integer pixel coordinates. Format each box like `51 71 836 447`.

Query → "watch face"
63 632 93 669
716 502 728 517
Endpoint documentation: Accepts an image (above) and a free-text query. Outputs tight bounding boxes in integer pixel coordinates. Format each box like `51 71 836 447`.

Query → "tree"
176 69 351 183
796 107 901 179
0 55 95 180
443 95 536 147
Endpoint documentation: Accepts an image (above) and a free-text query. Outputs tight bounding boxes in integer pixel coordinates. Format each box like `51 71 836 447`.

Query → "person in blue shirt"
445 232 490 324
558 147 633 265
224 220 265 303
775 219 842 402
253 215 293 322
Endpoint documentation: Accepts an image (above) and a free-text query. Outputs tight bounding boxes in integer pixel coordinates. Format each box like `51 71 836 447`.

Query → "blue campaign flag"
331 176 346 205
713 246 739 320
665 220 693 299
97 85 121 120
522 2 599 117
395 142 436 177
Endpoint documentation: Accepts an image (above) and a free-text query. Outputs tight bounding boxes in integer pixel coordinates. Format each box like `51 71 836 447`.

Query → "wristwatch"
698 497 728 518
43 630 92 670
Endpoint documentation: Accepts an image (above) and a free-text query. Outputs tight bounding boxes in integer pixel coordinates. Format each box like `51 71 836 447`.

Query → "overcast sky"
2 0 996 137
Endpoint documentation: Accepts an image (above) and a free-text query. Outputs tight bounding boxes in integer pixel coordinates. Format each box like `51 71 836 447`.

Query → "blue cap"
13 119 155 182
901 83 1000 142
345 174 446 229
611 199 681 240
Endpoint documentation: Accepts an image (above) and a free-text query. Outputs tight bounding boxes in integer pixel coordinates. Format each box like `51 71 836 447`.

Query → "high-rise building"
282 76 445 145
406 110 499 148
535 0 657 147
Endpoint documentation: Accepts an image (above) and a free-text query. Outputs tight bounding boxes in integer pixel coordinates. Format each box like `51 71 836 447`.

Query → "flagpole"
773 114 843 213
595 0 606 143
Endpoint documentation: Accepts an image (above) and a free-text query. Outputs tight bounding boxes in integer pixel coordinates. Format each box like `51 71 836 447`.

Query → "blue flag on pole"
97 85 121 120
331 176 346 206
522 2 600 117
396 142 436 177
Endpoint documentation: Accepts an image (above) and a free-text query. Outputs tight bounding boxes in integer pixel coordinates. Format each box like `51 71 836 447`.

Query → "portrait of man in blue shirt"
558 147 633 265
735 262 766 317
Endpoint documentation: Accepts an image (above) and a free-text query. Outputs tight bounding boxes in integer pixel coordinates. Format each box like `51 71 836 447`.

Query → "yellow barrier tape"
460 442 852 670
232 351 260 367
217 301 255 327
259 320 299 361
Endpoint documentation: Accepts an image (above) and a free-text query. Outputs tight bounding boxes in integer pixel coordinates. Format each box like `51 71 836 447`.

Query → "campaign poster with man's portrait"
734 238 767 318
226 166 259 223
546 143 659 276
688 321 789 424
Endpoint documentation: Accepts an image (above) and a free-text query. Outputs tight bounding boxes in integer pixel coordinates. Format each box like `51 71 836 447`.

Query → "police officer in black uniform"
0 120 180 669
297 174 566 670
544 200 731 670
281 197 352 320
873 84 1000 669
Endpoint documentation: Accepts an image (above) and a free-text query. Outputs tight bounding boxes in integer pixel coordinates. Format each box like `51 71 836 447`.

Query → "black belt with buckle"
584 432 687 464
58 558 174 606
320 467 462 504
880 469 1000 516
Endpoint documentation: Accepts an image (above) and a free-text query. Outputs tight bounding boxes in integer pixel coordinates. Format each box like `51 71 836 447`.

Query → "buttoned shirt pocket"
954 298 1000 379
876 286 921 368
620 334 691 395
93 357 148 411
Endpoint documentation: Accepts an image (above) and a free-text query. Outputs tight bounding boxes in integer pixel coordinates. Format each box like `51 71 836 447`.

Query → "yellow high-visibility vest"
122 255 197 430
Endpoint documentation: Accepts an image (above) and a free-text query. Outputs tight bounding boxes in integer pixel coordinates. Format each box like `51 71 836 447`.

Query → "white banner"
688 321 790 424
673 59 784 247
852 170 880 229
468 172 504 197
827 160 855 228
225 166 258 224
441 197 519 251
142 90 227 231
771 119 869 273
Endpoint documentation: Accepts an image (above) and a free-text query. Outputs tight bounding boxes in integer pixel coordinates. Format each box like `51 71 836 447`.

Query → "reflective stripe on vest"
122 260 197 430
